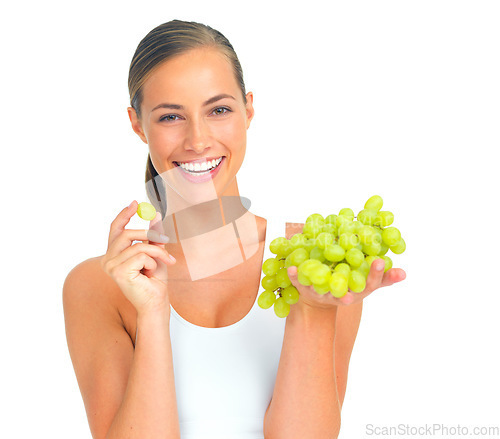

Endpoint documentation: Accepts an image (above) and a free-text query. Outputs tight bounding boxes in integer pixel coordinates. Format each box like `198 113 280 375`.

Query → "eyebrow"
151 93 236 112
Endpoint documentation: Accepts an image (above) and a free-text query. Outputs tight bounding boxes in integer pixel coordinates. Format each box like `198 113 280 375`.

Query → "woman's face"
128 47 254 205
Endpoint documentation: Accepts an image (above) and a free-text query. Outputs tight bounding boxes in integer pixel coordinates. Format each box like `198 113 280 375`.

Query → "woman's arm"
263 223 364 438
264 304 341 439
335 302 363 409
63 258 180 439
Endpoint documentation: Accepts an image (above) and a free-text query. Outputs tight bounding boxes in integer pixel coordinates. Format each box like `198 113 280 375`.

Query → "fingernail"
128 200 135 209
376 261 385 271
147 230 169 243
168 254 176 263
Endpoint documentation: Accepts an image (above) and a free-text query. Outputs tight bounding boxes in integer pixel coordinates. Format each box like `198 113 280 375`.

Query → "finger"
146 211 168 247
108 200 137 246
364 258 386 292
286 265 298 279
286 265 304 291
108 228 169 258
380 268 407 288
105 242 175 274
339 292 354 305
113 251 157 280
149 210 163 233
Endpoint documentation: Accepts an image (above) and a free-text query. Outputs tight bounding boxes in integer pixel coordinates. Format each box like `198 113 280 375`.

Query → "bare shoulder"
285 222 305 239
62 255 138 350
63 255 122 319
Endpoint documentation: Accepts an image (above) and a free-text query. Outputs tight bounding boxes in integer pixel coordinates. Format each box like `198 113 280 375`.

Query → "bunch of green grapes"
258 195 406 318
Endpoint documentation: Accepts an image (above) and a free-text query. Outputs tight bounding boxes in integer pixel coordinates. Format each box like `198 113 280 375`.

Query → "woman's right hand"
100 200 176 315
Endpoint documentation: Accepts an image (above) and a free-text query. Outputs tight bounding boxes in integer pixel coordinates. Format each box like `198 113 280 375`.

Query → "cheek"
147 126 181 153
218 119 247 149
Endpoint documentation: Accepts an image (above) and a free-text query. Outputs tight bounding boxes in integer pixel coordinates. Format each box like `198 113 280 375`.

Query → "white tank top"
169 216 287 439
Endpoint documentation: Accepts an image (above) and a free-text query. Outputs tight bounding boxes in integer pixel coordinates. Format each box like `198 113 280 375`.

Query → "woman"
63 19 406 439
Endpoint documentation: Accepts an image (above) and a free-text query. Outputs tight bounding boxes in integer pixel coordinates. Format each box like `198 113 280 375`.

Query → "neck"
161 177 249 242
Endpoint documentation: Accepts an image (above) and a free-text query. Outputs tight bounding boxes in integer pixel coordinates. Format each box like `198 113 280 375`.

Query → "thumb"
286 265 300 288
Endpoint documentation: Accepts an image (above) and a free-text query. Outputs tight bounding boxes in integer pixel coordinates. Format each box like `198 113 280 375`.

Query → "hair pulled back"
128 20 247 217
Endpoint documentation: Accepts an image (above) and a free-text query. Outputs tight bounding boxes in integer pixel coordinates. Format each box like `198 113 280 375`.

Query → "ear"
245 92 255 129
127 107 148 144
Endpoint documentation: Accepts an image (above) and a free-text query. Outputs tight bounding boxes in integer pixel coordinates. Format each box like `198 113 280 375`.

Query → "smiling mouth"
173 156 224 175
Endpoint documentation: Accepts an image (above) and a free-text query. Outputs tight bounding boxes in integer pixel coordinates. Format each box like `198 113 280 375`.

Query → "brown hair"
128 20 247 217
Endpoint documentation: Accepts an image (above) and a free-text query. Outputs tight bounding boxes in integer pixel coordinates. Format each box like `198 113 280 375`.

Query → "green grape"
310 246 326 262
281 285 300 304
137 202 157 221
373 227 383 243
258 290 276 309
309 263 332 285
334 263 351 277
336 214 352 228
275 267 292 288
261 275 278 291
302 221 323 239
321 223 337 235
364 195 383 212
339 208 355 219
362 241 382 256
262 258 281 276
286 248 309 267
329 272 348 298
345 248 364 268
390 238 406 254
339 233 359 250
262 196 404 318
313 282 331 295
348 270 366 293
382 227 401 246
324 244 345 262
298 258 322 277
297 271 312 286
357 209 377 226
325 214 338 225
316 232 334 249
374 211 394 227
280 240 294 258
304 239 316 252
378 242 389 256
290 233 307 249
274 296 290 318
339 221 357 235
352 220 363 234
358 259 370 278
381 255 393 272
306 213 325 224
270 237 287 255
358 225 377 245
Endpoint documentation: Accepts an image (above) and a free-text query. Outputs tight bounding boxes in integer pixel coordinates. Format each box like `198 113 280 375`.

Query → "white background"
1 0 499 437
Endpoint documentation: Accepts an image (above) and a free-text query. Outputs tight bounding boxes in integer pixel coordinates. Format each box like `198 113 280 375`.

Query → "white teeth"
177 157 223 174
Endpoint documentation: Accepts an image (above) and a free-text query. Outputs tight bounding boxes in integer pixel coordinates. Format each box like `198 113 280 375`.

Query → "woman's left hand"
286 259 406 308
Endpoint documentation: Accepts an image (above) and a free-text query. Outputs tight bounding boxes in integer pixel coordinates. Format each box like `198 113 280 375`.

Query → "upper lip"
173 156 224 165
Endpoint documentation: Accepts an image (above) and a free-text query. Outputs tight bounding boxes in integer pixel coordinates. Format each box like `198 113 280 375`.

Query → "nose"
184 117 211 154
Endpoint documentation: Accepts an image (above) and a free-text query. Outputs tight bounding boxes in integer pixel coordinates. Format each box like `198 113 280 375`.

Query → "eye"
212 107 232 116
159 114 181 122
